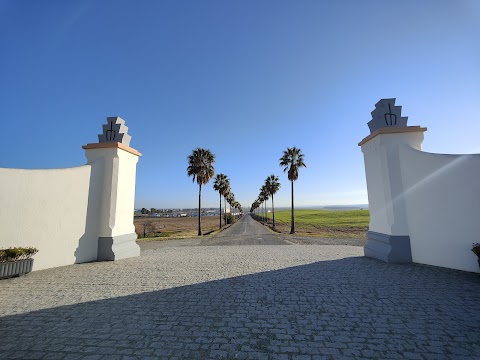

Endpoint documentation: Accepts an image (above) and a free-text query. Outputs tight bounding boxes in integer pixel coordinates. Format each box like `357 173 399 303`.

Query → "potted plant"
472 243 480 269
0 247 38 279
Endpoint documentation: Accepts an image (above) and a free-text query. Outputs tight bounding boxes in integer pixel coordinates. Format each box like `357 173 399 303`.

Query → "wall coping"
82 142 142 156
358 126 427 146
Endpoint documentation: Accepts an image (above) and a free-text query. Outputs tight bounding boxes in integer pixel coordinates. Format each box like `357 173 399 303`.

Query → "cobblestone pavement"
1 245 479 359
285 237 367 247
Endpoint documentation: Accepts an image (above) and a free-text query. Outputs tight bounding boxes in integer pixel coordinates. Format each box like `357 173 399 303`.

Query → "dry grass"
135 209 369 241
135 216 223 240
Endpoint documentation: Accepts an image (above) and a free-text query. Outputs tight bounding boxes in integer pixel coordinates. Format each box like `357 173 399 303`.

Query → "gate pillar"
83 117 141 261
359 99 426 263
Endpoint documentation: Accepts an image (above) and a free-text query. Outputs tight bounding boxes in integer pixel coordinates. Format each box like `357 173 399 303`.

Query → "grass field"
258 209 369 238
135 209 370 240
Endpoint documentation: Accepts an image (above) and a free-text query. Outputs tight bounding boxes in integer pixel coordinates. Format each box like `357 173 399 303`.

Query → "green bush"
226 214 234 224
0 247 38 262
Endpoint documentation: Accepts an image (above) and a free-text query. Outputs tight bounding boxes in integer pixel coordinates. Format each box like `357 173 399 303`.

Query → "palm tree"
233 201 241 217
213 173 228 229
259 186 269 224
234 201 242 215
257 194 264 222
187 148 215 236
279 147 306 234
251 200 260 216
265 175 281 229
225 192 234 224
229 195 236 215
223 184 231 225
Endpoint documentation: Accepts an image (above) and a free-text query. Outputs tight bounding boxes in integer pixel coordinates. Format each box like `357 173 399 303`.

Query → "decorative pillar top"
358 99 427 146
98 117 131 146
368 98 408 133
83 116 141 156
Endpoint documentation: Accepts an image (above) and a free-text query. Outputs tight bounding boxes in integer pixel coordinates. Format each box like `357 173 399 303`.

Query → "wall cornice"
358 126 427 146
82 142 142 156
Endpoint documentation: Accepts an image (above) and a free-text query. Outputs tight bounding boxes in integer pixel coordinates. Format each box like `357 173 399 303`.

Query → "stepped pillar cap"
98 116 131 146
368 98 408 134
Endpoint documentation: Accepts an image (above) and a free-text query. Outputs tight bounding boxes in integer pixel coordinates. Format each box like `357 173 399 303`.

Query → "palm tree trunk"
219 193 222 229
272 195 275 229
198 183 202 236
224 197 227 225
290 180 295 234
264 201 267 224
262 202 264 224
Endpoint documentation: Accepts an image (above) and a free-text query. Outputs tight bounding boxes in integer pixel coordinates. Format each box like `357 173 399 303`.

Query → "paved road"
200 214 290 246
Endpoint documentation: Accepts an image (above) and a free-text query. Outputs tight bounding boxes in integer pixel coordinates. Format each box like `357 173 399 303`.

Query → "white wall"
0 166 101 271
362 132 424 236
399 146 480 273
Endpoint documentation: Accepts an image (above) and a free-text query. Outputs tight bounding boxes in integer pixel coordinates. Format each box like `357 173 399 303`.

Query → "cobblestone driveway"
1 245 479 359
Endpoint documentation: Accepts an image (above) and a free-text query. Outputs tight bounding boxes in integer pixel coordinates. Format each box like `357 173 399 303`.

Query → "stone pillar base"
98 233 140 261
364 231 412 263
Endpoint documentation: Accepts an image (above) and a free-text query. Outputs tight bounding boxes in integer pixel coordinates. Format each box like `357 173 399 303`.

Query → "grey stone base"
98 233 140 261
364 231 412 263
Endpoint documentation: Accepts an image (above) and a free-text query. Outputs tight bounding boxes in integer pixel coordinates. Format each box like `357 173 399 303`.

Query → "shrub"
226 214 235 224
0 247 38 262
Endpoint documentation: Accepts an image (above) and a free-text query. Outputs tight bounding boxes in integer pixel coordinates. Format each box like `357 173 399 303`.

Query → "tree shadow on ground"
1 257 479 359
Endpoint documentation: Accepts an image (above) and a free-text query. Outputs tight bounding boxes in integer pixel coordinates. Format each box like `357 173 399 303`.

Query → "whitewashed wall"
0 118 141 272
399 146 480 273
0 166 101 271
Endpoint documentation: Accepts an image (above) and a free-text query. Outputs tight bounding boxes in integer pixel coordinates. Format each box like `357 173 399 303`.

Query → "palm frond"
278 146 306 181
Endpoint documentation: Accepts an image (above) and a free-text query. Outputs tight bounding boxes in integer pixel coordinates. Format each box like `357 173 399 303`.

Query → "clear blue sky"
1 0 479 209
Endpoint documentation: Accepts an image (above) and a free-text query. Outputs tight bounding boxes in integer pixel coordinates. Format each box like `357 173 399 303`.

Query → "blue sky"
1 0 479 209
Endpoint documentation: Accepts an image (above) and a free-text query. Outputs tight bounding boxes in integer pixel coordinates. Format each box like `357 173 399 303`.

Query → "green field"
260 209 369 238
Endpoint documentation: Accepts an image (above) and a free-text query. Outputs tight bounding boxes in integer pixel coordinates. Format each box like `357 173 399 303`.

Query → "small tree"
142 221 154 238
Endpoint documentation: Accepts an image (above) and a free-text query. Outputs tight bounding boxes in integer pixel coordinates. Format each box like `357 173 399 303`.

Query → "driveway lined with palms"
200 214 289 246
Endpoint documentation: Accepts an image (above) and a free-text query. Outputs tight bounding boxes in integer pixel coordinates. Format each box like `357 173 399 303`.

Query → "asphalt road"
200 214 290 246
